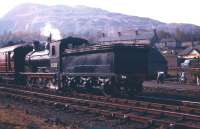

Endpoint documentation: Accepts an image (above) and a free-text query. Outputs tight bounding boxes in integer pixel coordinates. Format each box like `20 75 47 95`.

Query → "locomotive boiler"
0 37 167 97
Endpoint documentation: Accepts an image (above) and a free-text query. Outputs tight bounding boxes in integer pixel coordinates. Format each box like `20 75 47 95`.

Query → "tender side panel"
62 51 114 74
114 46 148 79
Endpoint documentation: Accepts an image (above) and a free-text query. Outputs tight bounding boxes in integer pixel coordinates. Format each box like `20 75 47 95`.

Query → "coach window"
52 46 56 56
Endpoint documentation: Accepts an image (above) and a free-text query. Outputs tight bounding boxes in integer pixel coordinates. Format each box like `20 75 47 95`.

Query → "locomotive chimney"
153 29 157 36
135 30 139 35
47 33 52 43
102 33 105 38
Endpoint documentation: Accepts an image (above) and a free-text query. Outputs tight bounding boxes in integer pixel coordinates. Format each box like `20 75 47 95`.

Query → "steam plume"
40 23 62 40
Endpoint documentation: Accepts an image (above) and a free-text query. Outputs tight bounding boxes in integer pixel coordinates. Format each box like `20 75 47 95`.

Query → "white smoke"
40 23 62 40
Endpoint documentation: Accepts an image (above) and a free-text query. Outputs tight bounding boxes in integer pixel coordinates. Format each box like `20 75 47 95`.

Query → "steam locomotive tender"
0 37 167 96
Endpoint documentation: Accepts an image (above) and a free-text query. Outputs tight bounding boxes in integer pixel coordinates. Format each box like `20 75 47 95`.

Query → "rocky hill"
0 3 200 41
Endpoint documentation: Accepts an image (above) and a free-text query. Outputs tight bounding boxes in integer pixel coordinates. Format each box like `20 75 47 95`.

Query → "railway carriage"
0 44 32 83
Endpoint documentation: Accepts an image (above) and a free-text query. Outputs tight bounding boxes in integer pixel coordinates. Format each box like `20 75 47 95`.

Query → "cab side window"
52 46 56 56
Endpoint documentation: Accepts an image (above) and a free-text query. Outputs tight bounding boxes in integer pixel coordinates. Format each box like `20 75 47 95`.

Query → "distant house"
98 29 158 45
178 45 200 59
177 45 200 66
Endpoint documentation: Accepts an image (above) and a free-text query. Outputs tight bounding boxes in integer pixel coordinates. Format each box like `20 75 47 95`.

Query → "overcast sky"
0 0 199 25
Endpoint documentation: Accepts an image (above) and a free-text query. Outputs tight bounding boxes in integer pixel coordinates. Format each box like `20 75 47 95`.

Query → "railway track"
72 93 200 114
0 86 200 129
135 95 200 108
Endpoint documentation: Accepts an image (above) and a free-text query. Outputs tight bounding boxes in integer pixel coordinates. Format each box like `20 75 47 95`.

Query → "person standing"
197 74 200 86
157 71 165 84
179 72 186 84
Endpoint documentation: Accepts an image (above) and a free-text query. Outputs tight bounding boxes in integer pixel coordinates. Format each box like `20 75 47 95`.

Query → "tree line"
0 31 46 47
157 28 200 42
0 28 200 47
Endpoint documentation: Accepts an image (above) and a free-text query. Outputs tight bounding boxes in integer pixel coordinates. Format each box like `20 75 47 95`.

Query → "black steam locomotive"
0 37 167 96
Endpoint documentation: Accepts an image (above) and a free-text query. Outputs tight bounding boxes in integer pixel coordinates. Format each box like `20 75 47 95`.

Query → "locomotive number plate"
51 63 58 68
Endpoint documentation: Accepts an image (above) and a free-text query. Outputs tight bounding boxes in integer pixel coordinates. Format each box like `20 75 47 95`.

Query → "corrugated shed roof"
98 30 155 42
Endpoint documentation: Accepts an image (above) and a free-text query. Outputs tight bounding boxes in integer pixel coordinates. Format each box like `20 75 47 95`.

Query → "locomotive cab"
49 37 89 72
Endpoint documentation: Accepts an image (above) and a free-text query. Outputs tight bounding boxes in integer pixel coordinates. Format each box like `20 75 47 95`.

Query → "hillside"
0 3 200 41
